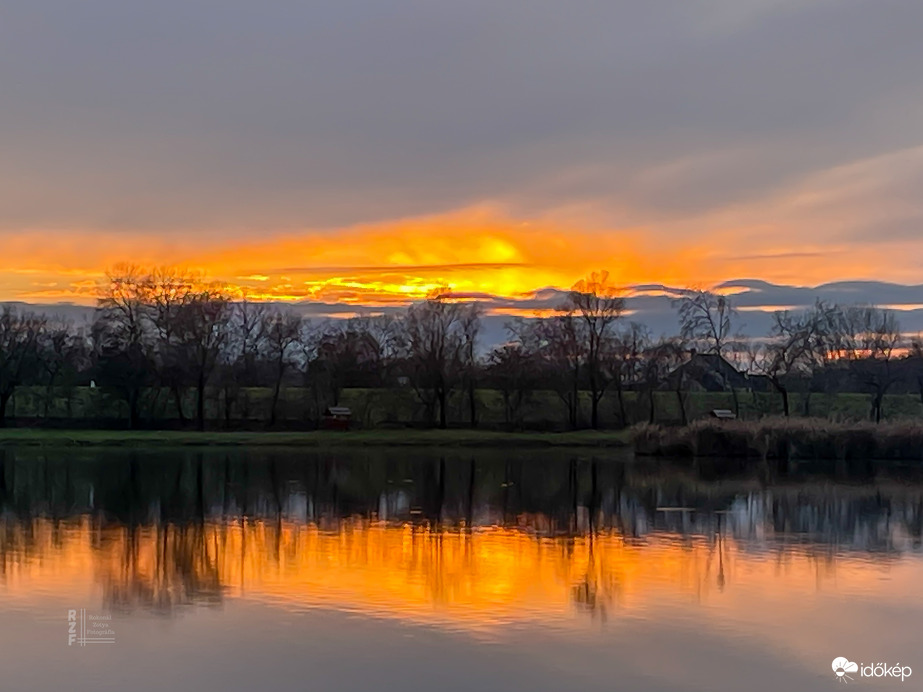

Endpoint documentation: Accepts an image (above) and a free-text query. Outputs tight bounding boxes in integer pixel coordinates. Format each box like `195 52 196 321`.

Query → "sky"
2 0 923 311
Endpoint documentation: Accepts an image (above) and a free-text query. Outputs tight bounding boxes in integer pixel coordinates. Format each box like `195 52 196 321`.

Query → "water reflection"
0 449 921 634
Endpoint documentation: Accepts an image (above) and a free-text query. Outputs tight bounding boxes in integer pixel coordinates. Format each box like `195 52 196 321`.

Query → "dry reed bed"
632 418 923 461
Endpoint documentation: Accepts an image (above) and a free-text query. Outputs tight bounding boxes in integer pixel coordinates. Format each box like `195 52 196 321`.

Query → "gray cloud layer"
9 280 923 349
2 0 923 246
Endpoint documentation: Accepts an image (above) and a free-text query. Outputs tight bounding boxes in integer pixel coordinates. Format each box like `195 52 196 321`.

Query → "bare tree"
487 342 538 429
910 338 923 409
221 298 270 423
93 265 154 428
677 289 739 414
638 338 685 425
677 289 735 356
607 322 650 427
175 288 232 430
751 310 816 417
37 319 89 418
362 315 403 386
459 304 482 428
527 314 583 429
351 315 405 426
567 271 625 429
836 306 902 423
796 301 844 415
0 307 46 426
146 268 198 423
297 321 323 425
264 311 303 427
400 292 465 429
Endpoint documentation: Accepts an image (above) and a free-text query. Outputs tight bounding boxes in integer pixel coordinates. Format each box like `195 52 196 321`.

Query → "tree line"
0 265 921 429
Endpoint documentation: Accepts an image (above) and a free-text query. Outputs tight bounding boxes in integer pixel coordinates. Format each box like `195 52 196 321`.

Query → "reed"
632 418 923 461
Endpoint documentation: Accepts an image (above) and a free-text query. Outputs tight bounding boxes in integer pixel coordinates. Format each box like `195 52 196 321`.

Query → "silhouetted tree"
607 322 650 427
567 272 625 428
487 342 538 429
0 307 46 426
527 314 583 429
677 289 739 413
93 265 154 428
837 306 902 423
37 319 89 418
221 299 270 422
401 292 466 428
459 304 482 428
751 310 816 417
146 268 198 423
264 311 303 427
677 289 735 356
175 289 232 430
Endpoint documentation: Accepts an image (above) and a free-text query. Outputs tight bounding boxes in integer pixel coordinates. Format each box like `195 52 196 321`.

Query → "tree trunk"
128 389 140 430
590 394 600 430
438 388 447 429
196 373 206 432
0 391 10 428
269 378 282 427
172 386 187 424
44 376 58 418
468 381 477 429
616 384 627 428
648 388 656 424
269 357 284 428
781 387 790 417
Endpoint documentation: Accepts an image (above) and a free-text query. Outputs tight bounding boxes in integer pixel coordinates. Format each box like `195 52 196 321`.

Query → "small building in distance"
322 406 352 431
665 352 771 393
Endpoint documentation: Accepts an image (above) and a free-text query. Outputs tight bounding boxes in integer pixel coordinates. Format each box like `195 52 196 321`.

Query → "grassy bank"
7 384 923 430
0 428 632 449
633 418 923 461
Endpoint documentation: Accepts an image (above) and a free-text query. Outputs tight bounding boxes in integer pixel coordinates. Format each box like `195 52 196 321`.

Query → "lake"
0 447 920 691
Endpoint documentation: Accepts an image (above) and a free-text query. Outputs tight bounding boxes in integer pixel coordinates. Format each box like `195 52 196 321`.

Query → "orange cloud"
3 204 921 305
0 209 709 304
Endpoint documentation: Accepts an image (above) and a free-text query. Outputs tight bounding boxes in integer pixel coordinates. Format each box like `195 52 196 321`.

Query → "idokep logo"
832 658 913 684
832 658 859 683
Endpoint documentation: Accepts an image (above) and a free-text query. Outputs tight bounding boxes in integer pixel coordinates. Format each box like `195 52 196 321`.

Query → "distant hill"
4 279 922 348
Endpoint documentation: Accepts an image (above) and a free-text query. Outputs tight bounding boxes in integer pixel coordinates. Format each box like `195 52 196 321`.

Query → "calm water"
0 448 921 692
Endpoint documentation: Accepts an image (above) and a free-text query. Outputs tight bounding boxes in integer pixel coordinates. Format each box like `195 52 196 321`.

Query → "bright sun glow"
2 207 919 307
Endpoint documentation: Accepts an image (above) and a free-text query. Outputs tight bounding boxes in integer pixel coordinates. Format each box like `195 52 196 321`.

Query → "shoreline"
0 428 633 449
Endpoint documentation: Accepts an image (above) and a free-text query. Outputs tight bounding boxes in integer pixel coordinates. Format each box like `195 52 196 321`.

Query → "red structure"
322 406 352 431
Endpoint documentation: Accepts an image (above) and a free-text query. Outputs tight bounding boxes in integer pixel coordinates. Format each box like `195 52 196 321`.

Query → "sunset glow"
5 207 922 308
4 2 923 690
2 516 912 638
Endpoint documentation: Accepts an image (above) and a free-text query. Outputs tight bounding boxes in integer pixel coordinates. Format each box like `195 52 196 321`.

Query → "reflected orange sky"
1 517 914 638
4 206 920 306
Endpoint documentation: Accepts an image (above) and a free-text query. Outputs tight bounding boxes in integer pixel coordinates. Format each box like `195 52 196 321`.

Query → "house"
664 352 748 392
664 352 770 393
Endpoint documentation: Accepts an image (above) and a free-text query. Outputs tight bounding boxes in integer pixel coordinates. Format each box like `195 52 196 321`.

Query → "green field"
3 384 923 429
